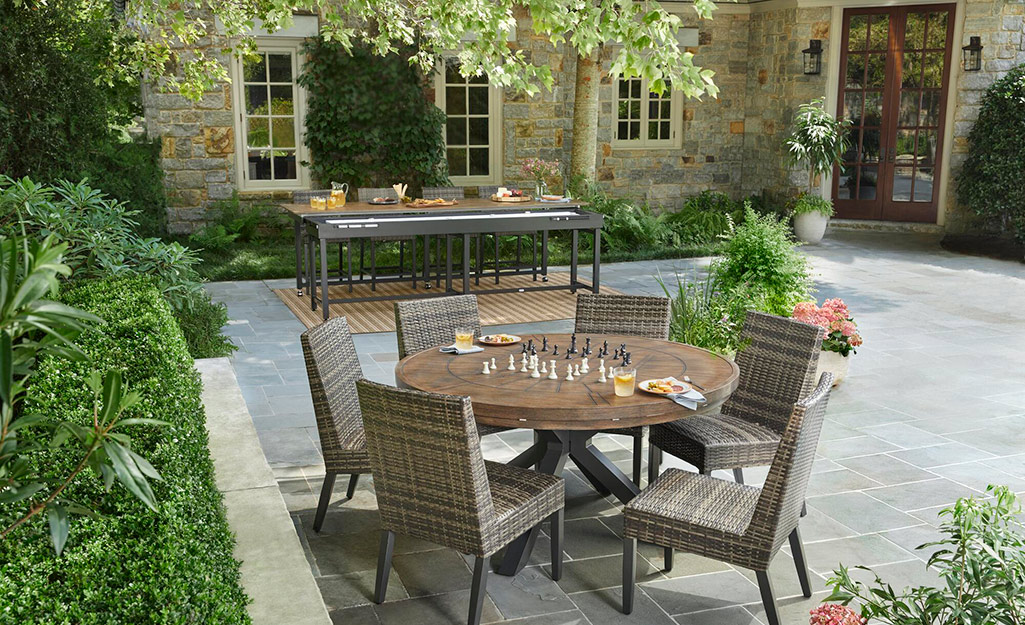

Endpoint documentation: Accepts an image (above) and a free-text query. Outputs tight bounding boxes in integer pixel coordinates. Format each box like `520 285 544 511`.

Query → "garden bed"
0 278 250 623
940 233 1024 263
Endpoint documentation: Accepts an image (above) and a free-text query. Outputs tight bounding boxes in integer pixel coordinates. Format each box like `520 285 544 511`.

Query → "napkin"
663 378 707 410
439 344 485 355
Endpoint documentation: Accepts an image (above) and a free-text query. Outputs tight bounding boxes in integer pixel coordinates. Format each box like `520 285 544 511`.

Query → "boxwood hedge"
0 277 250 624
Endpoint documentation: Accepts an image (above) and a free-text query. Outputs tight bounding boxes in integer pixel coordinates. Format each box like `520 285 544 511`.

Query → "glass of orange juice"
454 328 474 351
613 367 637 397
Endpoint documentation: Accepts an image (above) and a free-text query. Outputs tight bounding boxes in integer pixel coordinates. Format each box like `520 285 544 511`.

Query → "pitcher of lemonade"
330 182 349 208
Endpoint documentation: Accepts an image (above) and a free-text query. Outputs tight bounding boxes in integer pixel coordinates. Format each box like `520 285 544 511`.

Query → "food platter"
368 197 398 205
478 333 522 346
490 195 534 203
404 198 458 208
638 378 692 395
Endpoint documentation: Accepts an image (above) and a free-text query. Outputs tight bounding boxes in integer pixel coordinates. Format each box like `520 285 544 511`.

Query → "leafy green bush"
789 193 834 217
664 191 744 244
712 204 811 316
957 64 1025 240
0 277 250 623
575 180 679 252
79 138 168 238
190 192 289 251
659 270 763 355
299 40 448 191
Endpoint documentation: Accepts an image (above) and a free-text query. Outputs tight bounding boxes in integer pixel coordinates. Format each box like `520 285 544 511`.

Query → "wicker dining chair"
422 186 465 200
301 316 372 533
292 189 332 203
648 311 823 486
574 293 671 487
357 379 565 625
622 372 834 625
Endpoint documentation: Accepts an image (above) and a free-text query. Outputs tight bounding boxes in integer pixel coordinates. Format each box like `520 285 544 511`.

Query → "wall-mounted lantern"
962 36 983 72
803 40 823 75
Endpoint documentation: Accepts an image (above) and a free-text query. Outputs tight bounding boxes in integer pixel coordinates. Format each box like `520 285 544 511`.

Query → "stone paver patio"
206 231 1025 625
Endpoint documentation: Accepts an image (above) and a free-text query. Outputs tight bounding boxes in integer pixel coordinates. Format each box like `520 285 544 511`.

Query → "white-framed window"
434 59 503 185
231 42 310 190
612 77 683 149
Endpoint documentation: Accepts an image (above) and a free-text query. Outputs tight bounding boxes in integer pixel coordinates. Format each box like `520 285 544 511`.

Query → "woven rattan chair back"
394 295 482 359
750 373 833 555
301 317 365 468
422 186 465 200
476 185 501 198
356 379 496 555
573 293 671 340
357 187 395 202
721 311 822 434
293 189 331 203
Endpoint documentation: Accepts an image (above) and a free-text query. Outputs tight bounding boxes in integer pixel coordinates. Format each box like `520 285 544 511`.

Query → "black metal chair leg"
647 443 659 485
789 527 813 597
312 472 336 533
411 236 418 288
359 239 365 280
370 242 377 291
374 530 395 604
399 240 405 279
664 546 674 571
346 242 353 293
622 537 636 614
468 556 488 625
493 234 500 284
550 509 563 581
756 570 780 625
531 233 538 281
475 235 483 285
435 237 442 287
733 468 745 484
632 436 642 487
516 235 522 266
700 467 713 476
346 474 360 499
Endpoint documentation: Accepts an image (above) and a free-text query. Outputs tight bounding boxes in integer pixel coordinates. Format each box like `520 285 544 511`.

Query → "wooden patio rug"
274 272 618 333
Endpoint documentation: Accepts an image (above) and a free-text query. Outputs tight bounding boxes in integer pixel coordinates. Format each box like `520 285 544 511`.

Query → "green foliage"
712 204 812 316
957 64 1025 241
784 99 851 193
576 181 678 252
664 191 746 245
0 277 250 623
189 193 287 252
789 193 835 217
659 271 763 355
78 138 168 238
173 294 234 361
827 484 1025 624
300 40 449 191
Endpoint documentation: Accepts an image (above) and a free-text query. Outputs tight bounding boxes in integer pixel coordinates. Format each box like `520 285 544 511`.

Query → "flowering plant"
810 604 866 625
520 158 561 185
792 298 863 356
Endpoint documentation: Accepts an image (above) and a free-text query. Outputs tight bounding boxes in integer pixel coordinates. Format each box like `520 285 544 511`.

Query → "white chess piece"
548 360 558 380
530 364 541 378
520 357 529 373
490 357 497 371
598 368 607 383
599 358 605 373
573 364 581 377
581 358 589 374
540 361 547 374
508 355 516 371
482 362 491 375
565 364 574 381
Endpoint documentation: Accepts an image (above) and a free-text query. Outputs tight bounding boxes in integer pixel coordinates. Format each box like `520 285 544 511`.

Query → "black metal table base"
495 430 640 576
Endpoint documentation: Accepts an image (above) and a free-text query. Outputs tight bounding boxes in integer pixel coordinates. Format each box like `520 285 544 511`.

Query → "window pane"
246 85 269 115
859 166 878 200
445 60 462 84
905 13 927 50
921 90 941 126
446 118 467 146
447 148 467 176
273 151 297 180
630 80 641 98
469 148 489 176
864 92 883 126
915 167 934 201
861 128 881 162
468 87 488 115
843 91 863 122
869 14 889 50
629 100 640 120
845 56 865 88
660 100 671 119
660 121 670 139
649 100 659 119
866 54 886 87
244 54 266 82
618 80 629 99
247 118 269 148
917 129 936 164
849 15 868 51
468 73 487 85
927 12 948 49
895 128 917 158
617 121 628 139
268 54 292 82
629 121 640 140
269 85 294 115
248 150 271 180
902 53 922 87
922 52 944 87
617 101 629 121
899 91 921 127
837 165 853 199
272 118 295 148
445 87 466 115
468 118 488 145
648 121 658 140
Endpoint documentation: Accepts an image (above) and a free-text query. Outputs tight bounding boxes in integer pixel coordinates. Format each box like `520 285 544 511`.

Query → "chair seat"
624 468 760 545
322 429 371 474
650 413 781 472
483 461 564 556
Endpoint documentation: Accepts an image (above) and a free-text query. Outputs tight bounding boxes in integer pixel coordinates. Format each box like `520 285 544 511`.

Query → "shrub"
789 193 835 217
659 270 764 355
79 138 168 238
664 191 745 244
0 277 250 623
189 192 289 251
712 204 812 316
957 64 1025 240
575 180 679 252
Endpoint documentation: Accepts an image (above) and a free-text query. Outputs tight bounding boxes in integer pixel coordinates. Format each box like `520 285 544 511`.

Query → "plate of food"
368 197 398 205
638 378 692 395
541 194 566 202
405 198 458 208
491 189 533 202
477 333 522 346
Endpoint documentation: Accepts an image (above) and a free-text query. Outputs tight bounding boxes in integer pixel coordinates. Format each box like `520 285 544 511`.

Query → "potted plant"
783 99 851 244
792 298 862 385
790 194 835 245
520 158 561 199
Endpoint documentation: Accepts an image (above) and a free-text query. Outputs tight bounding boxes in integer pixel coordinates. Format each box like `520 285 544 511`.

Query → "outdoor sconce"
962 36 983 72
803 40 823 75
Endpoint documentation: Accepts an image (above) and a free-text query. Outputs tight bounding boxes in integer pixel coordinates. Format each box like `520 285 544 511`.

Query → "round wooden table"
395 332 740 576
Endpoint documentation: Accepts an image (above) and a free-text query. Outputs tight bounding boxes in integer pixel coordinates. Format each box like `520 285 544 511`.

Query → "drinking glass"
454 328 474 351
613 367 637 397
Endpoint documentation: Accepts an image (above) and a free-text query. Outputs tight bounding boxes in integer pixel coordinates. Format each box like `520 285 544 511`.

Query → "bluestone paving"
206 231 1025 624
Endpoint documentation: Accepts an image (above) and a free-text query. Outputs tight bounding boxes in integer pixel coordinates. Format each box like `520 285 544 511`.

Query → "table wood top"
394 333 740 431
280 198 584 218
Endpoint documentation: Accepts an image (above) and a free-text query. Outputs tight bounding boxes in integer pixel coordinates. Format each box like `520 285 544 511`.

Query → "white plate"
638 378 692 395
478 334 522 346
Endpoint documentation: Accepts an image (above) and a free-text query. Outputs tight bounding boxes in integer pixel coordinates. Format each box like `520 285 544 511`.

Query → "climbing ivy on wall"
299 40 449 195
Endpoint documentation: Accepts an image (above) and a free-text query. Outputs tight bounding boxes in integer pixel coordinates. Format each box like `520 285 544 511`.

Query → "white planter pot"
794 212 829 244
816 350 849 386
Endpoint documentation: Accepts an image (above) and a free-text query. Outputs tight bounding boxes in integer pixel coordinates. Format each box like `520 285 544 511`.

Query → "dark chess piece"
623 352 632 366
613 348 620 359
521 344 529 355
568 334 578 354
602 340 609 354
552 345 559 356
583 338 592 356
541 337 548 352
527 339 534 352
530 346 537 357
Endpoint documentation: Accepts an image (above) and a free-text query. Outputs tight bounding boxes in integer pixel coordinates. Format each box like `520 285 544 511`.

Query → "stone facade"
142 1 1023 233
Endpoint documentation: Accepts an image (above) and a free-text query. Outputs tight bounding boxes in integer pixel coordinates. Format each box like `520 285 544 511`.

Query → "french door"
833 5 955 222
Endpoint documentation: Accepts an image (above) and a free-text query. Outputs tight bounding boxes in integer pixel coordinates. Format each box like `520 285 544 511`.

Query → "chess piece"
527 339 534 352
530 346 537 357
613 348 620 359
482 362 491 375
521 344 529 355
548 360 558 380
552 345 559 356
540 361 547 374
620 343 627 356
584 337 592 356
598 367 607 383
599 358 605 373
623 352 632 366
507 355 516 371
541 337 549 352
530 363 541 378
602 340 609 354
573 364 581 377
565 364 574 381
490 357 497 371
568 334 578 354
520 356 529 373
580 358 589 374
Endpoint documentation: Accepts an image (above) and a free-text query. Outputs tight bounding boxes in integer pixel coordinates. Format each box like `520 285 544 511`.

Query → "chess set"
478 335 632 383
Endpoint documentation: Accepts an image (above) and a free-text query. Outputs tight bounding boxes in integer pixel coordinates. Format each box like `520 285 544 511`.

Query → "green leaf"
47 504 69 556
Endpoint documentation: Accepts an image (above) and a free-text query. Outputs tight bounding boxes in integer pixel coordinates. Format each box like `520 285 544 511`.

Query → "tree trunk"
570 51 600 182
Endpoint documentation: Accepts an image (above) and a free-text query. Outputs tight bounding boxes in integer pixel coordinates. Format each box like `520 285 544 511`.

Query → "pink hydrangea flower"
809 604 866 625
791 299 863 353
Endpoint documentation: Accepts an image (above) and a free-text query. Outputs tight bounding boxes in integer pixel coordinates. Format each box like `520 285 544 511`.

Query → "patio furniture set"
300 292 834 625
285 187 604 320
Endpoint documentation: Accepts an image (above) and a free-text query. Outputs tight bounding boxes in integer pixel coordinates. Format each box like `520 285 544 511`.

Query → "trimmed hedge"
0 278 250 624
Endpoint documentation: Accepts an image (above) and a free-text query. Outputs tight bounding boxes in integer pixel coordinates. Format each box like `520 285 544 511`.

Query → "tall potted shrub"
784 99 851 244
